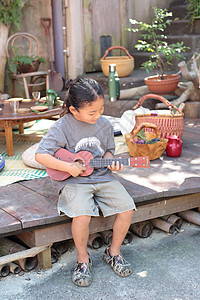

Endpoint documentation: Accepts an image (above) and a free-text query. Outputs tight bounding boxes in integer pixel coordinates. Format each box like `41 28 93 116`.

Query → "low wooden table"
0 101 63 156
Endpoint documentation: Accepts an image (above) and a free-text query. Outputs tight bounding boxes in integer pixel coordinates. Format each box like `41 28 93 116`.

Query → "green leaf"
0 0 24 27
136 128 148 141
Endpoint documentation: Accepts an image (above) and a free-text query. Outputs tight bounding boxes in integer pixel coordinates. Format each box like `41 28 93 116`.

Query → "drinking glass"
46 94 54 109
32 91 40 104
10 101 19 115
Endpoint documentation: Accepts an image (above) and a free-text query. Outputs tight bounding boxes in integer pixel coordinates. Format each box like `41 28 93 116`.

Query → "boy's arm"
35 153 86 177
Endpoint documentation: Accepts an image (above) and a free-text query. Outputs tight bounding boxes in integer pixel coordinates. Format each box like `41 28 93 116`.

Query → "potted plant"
9 50 46 74
185 0 200 32
127 7 190 94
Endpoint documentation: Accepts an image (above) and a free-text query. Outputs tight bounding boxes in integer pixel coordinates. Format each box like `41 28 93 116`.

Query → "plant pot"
144 74 180 94
17 60 41 74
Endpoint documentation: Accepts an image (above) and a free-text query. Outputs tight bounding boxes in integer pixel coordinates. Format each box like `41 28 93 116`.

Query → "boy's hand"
69 161 86 177
108 160 124 172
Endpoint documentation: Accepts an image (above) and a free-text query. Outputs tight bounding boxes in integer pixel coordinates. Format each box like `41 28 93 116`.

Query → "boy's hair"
62 78 104 115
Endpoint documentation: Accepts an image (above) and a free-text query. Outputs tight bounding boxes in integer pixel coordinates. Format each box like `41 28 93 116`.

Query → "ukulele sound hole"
74 158 84 165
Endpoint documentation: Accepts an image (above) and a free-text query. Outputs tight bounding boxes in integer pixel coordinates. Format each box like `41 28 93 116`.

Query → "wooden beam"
0 244 51 266
133 193 200 223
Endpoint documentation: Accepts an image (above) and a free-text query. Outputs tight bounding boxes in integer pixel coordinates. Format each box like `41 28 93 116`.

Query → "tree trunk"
0 23 9 93
119 85 150 99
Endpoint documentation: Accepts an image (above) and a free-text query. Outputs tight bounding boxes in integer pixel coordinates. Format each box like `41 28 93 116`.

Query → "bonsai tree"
127 7 189 79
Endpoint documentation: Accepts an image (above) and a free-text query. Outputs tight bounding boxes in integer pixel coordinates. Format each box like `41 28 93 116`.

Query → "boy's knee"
120 209 134 218
73 215 91 225
126 209 134 217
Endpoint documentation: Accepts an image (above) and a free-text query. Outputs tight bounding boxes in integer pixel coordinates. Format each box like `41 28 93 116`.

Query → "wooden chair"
6 32 49 99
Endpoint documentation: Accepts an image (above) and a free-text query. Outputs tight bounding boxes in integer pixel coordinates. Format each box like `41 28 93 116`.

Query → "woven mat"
0 118 128 187
0 120 55 187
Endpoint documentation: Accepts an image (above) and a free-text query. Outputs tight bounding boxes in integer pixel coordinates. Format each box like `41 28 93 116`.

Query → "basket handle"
132 94 184 116
130 123 160 141
101 46 133 60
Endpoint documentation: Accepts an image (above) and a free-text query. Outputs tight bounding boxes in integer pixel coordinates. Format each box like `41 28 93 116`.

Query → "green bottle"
108 64 117 102
114 67 120 99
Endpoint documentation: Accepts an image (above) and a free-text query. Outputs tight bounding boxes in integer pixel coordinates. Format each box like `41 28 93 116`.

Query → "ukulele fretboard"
89 158 130 168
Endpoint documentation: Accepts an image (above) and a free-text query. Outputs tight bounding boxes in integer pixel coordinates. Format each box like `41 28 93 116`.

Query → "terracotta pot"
144 74 180 94
17 60 40 74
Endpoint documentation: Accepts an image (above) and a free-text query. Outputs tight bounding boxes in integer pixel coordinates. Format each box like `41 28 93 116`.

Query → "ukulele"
46 148 150 181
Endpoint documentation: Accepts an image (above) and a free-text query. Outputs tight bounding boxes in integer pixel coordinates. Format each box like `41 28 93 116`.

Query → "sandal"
72 256 92 287
103 246 132 277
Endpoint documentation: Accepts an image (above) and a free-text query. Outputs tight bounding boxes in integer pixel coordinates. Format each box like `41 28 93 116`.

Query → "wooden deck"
0 118 200 269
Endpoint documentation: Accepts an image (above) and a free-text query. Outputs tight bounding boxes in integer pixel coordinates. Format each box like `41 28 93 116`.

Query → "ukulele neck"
89 158 130 168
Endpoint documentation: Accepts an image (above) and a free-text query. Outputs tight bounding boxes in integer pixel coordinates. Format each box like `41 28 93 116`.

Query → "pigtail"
61 79 73 116
65 79 73 90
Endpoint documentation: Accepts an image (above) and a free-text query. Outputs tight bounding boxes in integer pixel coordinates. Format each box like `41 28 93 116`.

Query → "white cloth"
120 107 172 135
120 107 150 135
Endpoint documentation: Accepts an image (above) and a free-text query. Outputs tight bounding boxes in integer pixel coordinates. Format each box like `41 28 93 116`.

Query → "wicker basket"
100 46 134 77
133 94 184 139
125 123 168 160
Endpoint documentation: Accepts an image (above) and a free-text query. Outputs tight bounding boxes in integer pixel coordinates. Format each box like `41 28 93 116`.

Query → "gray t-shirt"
36 113 116 191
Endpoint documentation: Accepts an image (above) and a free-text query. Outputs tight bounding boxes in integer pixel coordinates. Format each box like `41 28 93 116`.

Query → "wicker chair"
6 32 49 99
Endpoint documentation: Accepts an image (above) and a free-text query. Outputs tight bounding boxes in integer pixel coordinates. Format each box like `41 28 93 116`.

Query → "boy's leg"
104 209 134 277
71 215 92 287
71 215 91 262
110 209 134 256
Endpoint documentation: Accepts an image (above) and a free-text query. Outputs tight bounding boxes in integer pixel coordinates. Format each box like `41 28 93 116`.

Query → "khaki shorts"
58 180 136 218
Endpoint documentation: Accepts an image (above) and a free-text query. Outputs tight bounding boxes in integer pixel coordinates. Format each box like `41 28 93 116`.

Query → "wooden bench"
0 119 200 269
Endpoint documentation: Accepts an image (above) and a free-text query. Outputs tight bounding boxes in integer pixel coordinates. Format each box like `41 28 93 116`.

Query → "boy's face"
69 96 104 124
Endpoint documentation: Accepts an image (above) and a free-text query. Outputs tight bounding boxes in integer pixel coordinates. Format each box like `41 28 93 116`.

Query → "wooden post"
4 121 14 156
18 123 24 134
37 246 52 270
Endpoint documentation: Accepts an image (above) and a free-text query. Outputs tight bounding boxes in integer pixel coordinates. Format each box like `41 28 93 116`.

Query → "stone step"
130 52 193 70
164 20 200 35
167 34 200 51
169 3 188 19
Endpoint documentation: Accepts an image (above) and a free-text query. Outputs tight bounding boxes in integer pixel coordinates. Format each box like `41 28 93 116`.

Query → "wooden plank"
0 208 21 235
0 183 67 229
19 177 59 203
